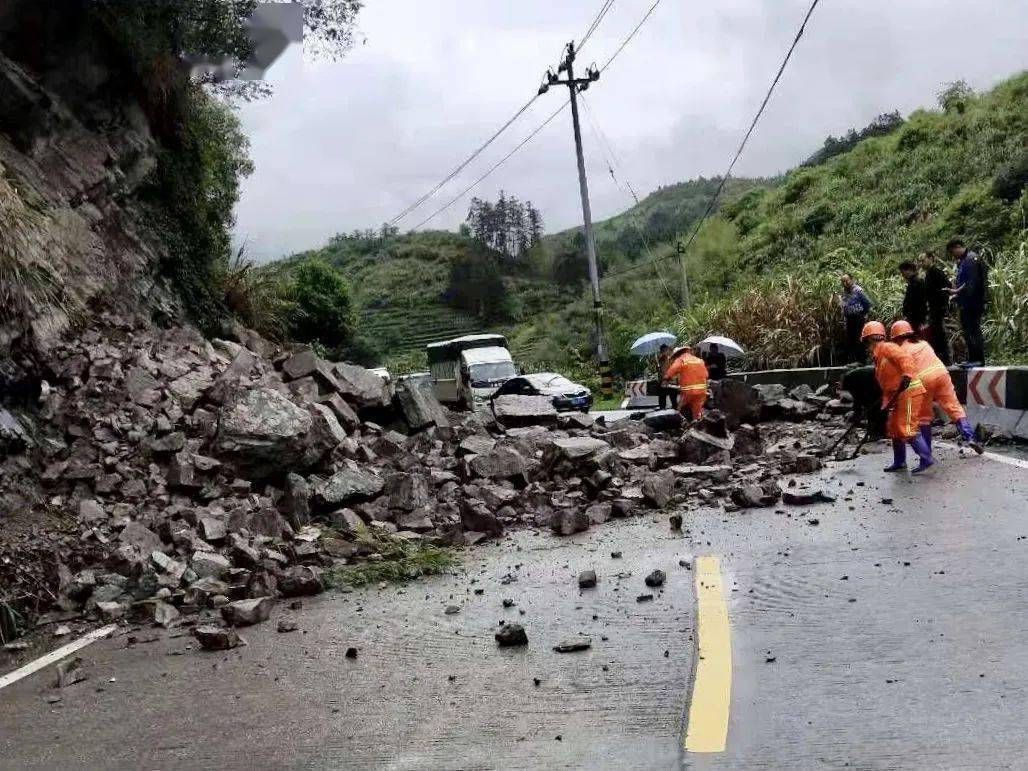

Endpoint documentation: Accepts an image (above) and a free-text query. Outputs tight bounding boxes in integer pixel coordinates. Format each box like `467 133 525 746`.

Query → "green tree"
447 245 510 321
287 260 357 348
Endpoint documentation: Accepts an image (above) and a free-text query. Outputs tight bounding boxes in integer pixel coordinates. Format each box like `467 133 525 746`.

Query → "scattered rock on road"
495 624 529 647
193 625 244 651
578 570 597 589
553 637 592 653
645 569 666 588
220 597 274 627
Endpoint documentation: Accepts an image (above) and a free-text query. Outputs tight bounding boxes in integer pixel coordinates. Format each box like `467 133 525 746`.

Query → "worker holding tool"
888 320 984 454
663 345 708 421
861 321 936 473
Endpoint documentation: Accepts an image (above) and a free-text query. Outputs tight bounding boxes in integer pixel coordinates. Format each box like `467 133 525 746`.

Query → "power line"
389 95 539 225
580 93 676 301
390 0 617 227
599 0 662 73
605 0 821 281
578 0 616 53
406 0 667 232
410 100 570 231
580 94 638 204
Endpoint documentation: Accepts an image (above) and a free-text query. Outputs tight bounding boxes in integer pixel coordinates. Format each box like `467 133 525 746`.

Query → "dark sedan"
490 372 593 412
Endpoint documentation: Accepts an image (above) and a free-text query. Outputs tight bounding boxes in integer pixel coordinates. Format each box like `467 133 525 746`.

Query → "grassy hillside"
272 177 764 375
676 72 1028 367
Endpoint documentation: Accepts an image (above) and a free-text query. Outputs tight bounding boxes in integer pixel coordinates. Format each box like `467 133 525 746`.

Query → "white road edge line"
936 441 1028 470
0 624 118 690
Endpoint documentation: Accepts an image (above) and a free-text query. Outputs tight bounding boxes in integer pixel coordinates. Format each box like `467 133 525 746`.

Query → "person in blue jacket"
837 274 873 364
946 238 988 365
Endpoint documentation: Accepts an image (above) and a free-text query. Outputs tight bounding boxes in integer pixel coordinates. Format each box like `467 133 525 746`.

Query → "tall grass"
984 236 1028 363
218 248 294 341
0 171 70 328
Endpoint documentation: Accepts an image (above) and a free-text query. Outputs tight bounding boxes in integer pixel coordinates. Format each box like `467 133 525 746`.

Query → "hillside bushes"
672 71 1028 367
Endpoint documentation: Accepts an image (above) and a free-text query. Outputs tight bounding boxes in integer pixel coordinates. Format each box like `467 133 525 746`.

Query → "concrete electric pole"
539 42 613 397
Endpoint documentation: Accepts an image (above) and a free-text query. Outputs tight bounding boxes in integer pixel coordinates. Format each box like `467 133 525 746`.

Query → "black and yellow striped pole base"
599 359 614 398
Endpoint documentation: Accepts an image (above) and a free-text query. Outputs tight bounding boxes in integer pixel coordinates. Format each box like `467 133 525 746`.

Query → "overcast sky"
232 0 1027 260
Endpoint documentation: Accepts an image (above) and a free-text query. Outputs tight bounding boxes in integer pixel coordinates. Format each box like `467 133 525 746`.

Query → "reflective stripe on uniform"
916 364 945 379
679 383 707 392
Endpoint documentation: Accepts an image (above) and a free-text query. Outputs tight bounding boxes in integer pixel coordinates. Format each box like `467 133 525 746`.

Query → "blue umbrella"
629 331 677 356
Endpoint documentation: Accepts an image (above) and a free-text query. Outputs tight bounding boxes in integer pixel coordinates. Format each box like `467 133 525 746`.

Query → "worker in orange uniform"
889 320 983 454
860 321 935 473
662 345 709 421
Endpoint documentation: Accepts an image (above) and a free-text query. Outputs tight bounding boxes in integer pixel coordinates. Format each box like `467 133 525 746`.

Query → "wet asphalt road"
2 442 1027 770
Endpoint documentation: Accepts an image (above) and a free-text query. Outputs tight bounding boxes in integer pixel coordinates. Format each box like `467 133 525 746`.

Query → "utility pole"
539 43 612 398
676 240 691 308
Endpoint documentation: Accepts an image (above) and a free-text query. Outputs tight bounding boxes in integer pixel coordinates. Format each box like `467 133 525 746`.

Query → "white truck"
426 334 517 409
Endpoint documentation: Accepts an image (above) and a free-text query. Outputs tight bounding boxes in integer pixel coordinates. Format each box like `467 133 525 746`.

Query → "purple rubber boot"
957 418 984 454
909 434 935 474
884 440 907 472
920 424 933 452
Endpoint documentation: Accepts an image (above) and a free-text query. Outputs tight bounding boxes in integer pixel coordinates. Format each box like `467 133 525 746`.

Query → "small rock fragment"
578 570 597 589
495 624 529 647
193 625 244 651
644 569 666 588
553 637 592 653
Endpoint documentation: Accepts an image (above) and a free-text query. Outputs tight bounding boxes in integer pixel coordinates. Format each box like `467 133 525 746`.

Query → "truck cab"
427 334 517 409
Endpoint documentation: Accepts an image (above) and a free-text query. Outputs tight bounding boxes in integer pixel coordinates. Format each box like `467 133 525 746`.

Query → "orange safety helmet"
859 320 887 341
889 320 915 340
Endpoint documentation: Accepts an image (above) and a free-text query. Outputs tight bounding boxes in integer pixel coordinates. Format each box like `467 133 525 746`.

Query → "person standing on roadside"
899 260 928 334
946 238 988 365
918 250 952 365
663 345 709 421
654 343 675 410
704 343 728 380
837 274 873 364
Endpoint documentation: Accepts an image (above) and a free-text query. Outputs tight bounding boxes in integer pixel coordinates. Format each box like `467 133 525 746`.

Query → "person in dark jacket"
837 274 872 364
946 238 988 365
704 343 728 380
918 251 952 365
899 260 928 333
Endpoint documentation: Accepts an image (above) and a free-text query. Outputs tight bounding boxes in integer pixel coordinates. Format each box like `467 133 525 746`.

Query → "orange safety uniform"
664 353 708 419
872 341 927 440
901 339 966 425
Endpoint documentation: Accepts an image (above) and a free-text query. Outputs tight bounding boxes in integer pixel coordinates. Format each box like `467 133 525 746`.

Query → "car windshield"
470 362 516 383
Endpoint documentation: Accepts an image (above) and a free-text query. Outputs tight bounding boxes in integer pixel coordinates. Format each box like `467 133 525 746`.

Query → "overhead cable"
604 0 822 280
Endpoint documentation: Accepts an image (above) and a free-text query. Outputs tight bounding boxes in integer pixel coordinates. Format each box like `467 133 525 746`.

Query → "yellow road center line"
684 556 731 753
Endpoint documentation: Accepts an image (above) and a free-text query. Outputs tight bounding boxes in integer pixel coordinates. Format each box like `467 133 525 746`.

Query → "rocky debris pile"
0 316 849 641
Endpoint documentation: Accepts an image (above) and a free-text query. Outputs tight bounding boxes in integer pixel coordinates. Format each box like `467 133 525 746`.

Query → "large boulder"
641 409 684 432
386 473 431 512
641 471 675 508
213 388 313 478
395 380 450 431
711 379 761 429
460 498 504 538
312 468 385 509
550 508 590 536
333 363 391 408
542 437 610 465
281 350 341 394
492 395 558 427
469 446 530 481
679 428 734 465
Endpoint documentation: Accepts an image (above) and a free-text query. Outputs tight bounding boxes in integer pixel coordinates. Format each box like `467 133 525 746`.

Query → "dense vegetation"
676 74 1028 367
268 71 1027 388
